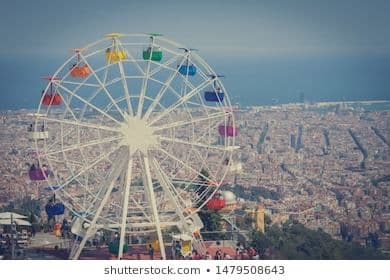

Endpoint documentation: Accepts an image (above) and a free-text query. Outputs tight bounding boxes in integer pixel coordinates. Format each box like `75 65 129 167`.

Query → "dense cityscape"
1 101 389 257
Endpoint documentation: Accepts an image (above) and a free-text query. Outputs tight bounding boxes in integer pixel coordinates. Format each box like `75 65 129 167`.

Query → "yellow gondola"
106 48 127 63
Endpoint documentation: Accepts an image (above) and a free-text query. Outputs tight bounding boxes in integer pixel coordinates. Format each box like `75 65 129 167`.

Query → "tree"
250 230 270 258
249 220 388 260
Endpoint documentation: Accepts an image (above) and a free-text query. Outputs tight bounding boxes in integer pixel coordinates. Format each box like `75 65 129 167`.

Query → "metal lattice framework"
32 33 237 259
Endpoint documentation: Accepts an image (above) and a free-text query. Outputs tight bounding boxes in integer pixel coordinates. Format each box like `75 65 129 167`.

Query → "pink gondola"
218 125 239 137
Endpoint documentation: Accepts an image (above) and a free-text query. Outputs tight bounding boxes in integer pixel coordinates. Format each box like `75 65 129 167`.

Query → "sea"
0 53 389 110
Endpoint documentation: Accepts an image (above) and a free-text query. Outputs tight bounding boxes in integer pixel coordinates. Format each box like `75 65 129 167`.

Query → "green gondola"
108 241 129 254
143 47 163 61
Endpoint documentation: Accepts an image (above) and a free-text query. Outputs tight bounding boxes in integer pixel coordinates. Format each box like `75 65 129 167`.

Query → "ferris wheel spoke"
156 147 213 183
79 53 127 120
118 62 134 116
54 82 122 125
143 56 188 120
45 155 84 168
39 115 119 133
137 39 155 118
129 196 153 223
71 152 128 259
153 110 229 131
61 80 100 88
61 54 111 122
56 144 122 192
151 158 190 209
148 54 179 77
76 63 111 122
150 159 192 233
148 79 214 126
44 135 124 156
116 58 134 116
158 136 237 152
114 38 145 76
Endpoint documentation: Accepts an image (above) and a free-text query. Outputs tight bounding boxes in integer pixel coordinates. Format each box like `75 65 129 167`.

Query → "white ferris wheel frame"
32 33 237 259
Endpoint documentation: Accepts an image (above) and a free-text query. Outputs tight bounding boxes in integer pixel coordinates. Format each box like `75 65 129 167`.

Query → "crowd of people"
172 245 259 260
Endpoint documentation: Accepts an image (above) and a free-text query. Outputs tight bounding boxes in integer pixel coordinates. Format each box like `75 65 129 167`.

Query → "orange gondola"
70 49 90 78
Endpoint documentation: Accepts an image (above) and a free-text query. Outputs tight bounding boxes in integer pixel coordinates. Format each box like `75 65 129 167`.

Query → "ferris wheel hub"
119 114 158 155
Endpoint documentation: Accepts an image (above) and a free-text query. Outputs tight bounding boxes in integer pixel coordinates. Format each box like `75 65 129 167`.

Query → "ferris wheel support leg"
143 154 166 260
118 154 133 259
151 158 206 256
69 154 128 260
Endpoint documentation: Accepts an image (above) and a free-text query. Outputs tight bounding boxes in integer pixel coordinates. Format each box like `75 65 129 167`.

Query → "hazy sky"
0 0 389 108
1 0 389 57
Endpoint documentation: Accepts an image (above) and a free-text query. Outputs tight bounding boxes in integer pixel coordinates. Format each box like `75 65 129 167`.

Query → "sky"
0 0 389 109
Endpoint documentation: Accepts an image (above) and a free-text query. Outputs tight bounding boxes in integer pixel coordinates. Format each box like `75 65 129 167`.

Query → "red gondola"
206 193 225 211
42 93 61 105
41 76 61 106
70 49 91 78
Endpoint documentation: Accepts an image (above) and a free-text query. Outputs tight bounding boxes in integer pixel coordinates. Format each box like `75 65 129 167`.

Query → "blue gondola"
45 202 65 217
178 65 196 76
43 186 61 192
204 91 224 102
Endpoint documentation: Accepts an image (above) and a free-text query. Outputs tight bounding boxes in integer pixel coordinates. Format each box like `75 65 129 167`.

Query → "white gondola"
229 161 243 172
27 113 49 140
28 130 49 140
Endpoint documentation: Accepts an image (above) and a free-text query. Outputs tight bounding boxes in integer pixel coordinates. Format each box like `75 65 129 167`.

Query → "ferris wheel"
30 33 238 259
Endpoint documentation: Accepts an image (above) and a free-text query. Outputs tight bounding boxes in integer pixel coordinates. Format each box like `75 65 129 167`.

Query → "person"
223 253 232 260
205 251 212 260
94 231 102 248
170 241 176 259
175 241 182 259
62 219 69 239
28 124 33 132
214 248 222 260
148 244 154 260
192 250 201 260
5 234 10 246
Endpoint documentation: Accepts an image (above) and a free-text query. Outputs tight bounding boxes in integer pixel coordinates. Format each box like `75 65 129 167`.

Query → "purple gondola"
218 124 239 137
29 167 49 181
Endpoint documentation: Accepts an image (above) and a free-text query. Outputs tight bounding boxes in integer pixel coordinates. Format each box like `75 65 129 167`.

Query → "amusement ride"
28 33 239 259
